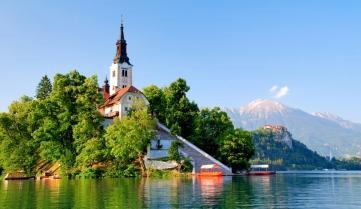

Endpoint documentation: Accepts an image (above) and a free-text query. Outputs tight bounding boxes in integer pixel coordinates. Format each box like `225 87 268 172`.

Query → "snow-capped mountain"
223 99 361 157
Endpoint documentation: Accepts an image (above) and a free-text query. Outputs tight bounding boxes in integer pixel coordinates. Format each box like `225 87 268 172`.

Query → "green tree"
164 78 199 138
105 100 156 176
144 78 199 138
220 129 254 173
191 107 234 157
31 70 104 173
0 96 39 174
143 85 166 122
36 75 52 100
168 141 184 171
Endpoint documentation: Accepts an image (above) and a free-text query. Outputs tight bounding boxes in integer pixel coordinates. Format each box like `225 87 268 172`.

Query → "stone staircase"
157 123 232 175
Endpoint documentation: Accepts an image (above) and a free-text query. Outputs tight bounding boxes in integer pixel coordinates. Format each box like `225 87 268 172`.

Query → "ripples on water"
1 171 361 209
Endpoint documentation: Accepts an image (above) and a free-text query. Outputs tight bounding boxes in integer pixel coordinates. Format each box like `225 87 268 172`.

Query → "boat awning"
251 164 269 169
200 164 219 169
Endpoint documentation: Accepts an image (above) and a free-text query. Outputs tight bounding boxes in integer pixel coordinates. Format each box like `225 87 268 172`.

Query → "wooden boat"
246 164 276 176
4 172 36 180
197 164 223 176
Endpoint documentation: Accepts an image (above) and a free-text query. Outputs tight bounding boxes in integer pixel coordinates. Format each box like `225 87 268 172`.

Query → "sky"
0 0 361 122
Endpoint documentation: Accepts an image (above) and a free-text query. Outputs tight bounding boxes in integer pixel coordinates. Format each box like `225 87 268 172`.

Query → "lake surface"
1 171 361 209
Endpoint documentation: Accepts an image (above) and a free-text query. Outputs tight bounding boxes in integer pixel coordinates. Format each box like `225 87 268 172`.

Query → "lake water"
1 171 361 209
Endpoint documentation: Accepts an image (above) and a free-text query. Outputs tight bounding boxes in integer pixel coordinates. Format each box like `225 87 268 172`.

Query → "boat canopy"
200 164 219 169
251 164 269 169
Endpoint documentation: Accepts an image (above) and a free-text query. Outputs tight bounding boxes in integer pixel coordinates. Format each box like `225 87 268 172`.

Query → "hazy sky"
1 0 361 122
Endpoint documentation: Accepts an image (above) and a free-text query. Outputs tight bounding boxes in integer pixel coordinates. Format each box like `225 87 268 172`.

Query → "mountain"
313 112 361 132
251 125 333 170
251 125 361 170
223 99 361 157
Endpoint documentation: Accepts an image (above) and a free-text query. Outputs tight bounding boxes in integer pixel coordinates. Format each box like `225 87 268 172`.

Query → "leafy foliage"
31 71 105 172
144 78 199 138
220 129 255 172
105 99 156 176
0 96 39 174
181 157 193 172
36 75 52 100
191 107 234 157
144 78 255 173
168 141 184 163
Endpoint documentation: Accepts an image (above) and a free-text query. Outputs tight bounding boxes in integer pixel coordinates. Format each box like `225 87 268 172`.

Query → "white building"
98 23 148 121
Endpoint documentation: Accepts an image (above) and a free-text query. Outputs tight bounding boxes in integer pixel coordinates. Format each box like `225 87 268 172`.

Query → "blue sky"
0 0 361 122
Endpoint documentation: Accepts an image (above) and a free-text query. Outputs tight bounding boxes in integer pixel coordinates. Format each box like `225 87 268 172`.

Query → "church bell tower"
109 21 133 95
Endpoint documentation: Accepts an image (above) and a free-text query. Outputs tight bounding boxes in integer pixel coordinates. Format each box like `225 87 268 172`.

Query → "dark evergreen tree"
36 75 52 99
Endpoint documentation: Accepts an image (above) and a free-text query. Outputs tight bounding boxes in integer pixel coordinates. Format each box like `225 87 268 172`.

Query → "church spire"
114 18 131 65
120 17 125 41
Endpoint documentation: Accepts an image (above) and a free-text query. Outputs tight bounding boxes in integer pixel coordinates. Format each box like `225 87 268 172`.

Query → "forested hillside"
251 127 361 170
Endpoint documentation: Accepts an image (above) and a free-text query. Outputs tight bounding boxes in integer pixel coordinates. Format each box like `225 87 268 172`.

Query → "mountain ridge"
223 99 361 157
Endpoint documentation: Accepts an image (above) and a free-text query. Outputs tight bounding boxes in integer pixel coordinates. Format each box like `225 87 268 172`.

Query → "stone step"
157 123 232 175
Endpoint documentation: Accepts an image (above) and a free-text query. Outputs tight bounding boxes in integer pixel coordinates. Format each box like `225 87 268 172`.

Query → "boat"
197 164 223 176
40 170 61 180
246 164 276 176
4 172 36 180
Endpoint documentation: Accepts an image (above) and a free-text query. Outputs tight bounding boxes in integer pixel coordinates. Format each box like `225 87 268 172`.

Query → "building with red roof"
98 22 148 122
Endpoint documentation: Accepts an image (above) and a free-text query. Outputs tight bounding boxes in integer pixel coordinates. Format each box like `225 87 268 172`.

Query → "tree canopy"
144 78 255 172
191 107 234 157
31 70 105 172
144 78 199 138
36 75 52 100
104 99 156 176
220 129 255 172
0 96 39 174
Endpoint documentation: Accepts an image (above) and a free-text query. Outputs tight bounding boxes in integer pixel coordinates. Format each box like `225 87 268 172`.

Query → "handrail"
157 123 232 172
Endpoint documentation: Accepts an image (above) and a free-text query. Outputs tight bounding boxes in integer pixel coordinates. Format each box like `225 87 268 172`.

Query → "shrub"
181 157 193 172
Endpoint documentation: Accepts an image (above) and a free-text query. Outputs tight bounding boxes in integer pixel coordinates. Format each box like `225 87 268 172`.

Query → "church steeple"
109 19 133 95
114 21 131 65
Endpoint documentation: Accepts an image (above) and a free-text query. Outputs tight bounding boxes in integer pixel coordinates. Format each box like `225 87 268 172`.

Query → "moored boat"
197 164 223 176
246 164 276 176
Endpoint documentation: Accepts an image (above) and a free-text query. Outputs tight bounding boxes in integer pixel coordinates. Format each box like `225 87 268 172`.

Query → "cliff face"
261 125 293 148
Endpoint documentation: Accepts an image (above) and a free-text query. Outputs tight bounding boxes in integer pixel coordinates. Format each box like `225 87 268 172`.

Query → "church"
98 22 148 123
97 22 232 174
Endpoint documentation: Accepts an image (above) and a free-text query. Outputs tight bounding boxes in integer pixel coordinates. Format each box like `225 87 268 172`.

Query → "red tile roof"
100 85 143 108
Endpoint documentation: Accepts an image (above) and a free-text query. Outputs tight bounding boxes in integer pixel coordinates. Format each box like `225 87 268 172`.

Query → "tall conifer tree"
36 75 52 99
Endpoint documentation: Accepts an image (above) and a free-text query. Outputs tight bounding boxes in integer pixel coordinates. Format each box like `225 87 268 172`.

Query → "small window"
112 71 115 77
128 96 131 101
122 69 128 77
125 107 129 111
122 85 127 88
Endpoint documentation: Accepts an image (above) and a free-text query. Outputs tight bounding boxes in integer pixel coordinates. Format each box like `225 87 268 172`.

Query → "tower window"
112 71 115 77
122 69 128 77
122 85 127 88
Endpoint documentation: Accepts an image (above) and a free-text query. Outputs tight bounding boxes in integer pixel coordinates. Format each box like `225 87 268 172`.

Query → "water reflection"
0 172 361 208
